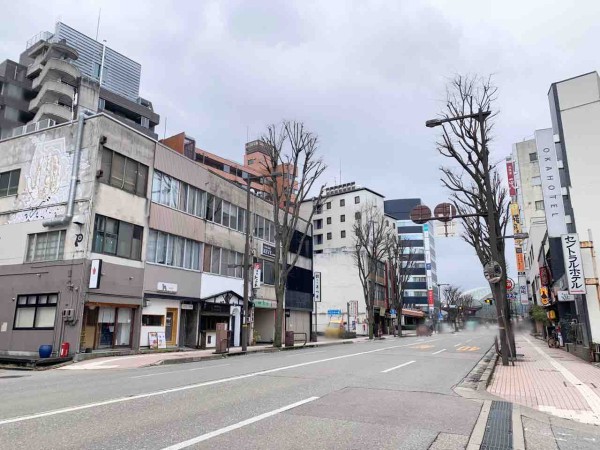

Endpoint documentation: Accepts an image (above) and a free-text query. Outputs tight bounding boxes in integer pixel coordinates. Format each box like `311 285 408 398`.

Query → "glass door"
97 307 116 348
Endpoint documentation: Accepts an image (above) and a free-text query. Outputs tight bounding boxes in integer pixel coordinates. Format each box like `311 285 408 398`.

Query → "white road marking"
381 360 416 373
454 343 462 347
161 396 319 449
432 349 446 355
0 338 440 426
129 364 230 379
284 350 326 357
465 339 473 343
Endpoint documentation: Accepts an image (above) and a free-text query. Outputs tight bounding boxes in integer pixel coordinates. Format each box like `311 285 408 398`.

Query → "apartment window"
0 169 20 197
340 199 345 207
93 62 101 78
14 294 58 330
326 202 331 210
531 176 541 186
355 212 361 221
326 217 332 225
26 230 66 262
146 230 201 270
529 152 538 162
354 196 360 204
315 234 323 245
535 200 544 211
100 148 148 197
341 230 346 239
340 215 345 223
327 232 332 240
93 215 143 260
259 259 276 285
314 219 323 230
315 204 323 214
141 117 150 129
248 159 255 165
253 214 275 244
203 244 244 278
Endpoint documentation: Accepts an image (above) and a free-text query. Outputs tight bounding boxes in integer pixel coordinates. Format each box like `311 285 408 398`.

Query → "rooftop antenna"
246 125 249 143
95 8 101 41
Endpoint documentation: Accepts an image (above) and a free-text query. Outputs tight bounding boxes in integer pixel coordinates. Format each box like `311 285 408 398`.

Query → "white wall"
140 298 180 347
200 273 244 298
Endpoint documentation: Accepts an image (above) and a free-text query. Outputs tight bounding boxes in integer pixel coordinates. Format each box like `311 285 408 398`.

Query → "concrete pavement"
0 330 492 449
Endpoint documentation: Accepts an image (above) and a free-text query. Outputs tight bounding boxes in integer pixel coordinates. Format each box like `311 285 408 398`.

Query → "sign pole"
347 302 350 333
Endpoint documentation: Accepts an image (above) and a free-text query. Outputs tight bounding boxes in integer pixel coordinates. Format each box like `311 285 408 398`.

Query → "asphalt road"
0 329 495 450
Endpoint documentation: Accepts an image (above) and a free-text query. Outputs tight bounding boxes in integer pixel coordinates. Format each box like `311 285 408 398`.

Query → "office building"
384 198 438 312
0 22 159 141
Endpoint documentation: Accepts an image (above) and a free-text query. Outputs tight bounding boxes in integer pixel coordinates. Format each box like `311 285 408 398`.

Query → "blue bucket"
39 344 53 358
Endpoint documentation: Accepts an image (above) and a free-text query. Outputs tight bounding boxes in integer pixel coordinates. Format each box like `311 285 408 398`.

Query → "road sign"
506 278 515 292
410 205 432 224
327 309 342 316
433 202 456 222
348 300 358 317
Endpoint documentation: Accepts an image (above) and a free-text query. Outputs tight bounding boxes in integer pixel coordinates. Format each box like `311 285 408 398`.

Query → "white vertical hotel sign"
561 234 586 295
535 128 567 237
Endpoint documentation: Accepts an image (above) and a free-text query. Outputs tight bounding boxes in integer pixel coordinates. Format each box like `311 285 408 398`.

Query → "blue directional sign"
390 309 397 315
327 309 342 316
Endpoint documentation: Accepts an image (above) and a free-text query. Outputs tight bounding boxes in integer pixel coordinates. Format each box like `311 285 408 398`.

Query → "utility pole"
242 175 252 352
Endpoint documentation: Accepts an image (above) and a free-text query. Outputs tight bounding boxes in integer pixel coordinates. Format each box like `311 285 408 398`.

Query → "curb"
466 400 491 450
477 349 498 391
455 344 497 392
151 338 361 367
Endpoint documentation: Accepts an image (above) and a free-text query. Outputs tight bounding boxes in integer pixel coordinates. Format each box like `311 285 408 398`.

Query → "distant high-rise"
0 21 159 140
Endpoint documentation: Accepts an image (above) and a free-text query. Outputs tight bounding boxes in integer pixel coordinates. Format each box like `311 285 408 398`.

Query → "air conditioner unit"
62 309 75 321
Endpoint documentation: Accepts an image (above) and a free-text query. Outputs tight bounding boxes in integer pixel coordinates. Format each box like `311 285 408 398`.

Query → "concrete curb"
151 338 361 367
466 400 491 450
512 404 526 450
477 349 498 391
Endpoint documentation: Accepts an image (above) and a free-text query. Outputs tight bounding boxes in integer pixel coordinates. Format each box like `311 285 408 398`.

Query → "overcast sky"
2 0 599 291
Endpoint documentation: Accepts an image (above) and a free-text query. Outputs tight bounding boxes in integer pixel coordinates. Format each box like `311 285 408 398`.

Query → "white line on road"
432 349 446 355
129 364 230 379
0 338 440 426
381 360 416 373
465 339 473 343
284 350 326 357
161 397 319 449
454 343 462 347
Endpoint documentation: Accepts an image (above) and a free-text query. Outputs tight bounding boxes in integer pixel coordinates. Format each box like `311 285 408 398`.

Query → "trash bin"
285 331 295 347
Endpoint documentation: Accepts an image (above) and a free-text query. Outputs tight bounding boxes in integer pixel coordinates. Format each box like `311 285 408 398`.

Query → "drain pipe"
43 113 86 227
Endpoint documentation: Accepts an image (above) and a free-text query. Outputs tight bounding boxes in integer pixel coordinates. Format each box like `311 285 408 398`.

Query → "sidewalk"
488 333 600 426
60 336 371 370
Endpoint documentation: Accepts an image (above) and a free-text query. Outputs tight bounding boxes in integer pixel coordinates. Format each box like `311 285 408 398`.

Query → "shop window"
26 230 66 262
13 294 58 330
93 215 143 260
142 315 164 326
100 148 148 197
0 168 20 197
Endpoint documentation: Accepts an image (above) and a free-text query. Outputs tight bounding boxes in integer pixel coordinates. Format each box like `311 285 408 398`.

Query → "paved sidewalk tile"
488 334 600 425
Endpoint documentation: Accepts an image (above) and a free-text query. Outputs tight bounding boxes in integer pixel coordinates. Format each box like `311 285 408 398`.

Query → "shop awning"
402 308 425 318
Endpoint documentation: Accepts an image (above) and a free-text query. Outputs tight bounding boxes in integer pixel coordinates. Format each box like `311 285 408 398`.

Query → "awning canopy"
402 308 425 318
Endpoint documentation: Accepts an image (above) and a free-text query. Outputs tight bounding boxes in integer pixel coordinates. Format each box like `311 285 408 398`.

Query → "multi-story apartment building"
0 114 313 356
0 22 159 140
384 198 438 313
300 182 394 334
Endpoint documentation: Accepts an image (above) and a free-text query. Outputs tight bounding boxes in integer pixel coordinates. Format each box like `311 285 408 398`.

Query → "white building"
300 182 393 334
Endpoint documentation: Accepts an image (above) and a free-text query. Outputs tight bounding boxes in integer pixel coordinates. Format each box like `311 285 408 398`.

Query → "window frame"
26 230 66 263
340 215 345 223
341 230 346 238
340 199 345 207
0 168 20 198
326 217 332 225
13 293 58 330
326 232 332 240
93 214 144 261
354 196 360 204
100 148 148 197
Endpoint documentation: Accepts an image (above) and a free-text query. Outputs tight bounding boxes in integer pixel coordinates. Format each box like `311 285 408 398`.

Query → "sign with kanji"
314 272 321 302
561 233 586 295
252 263 262 289
89 259 102 289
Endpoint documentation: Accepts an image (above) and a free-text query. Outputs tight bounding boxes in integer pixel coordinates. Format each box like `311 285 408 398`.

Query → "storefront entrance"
81 305 135 351
165 308 178 346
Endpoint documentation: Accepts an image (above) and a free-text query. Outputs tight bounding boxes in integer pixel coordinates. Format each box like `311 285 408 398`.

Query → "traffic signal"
484 298 494 305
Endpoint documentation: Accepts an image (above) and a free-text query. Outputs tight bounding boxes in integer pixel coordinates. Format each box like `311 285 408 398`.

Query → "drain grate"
481 400 513 449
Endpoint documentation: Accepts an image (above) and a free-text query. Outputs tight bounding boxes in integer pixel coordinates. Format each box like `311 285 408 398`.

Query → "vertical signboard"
535 129 567 237
89 259 102 289
561 234 586 294
313 272 321 302
252 263 262 289
423 223 433 309
506 160 517 196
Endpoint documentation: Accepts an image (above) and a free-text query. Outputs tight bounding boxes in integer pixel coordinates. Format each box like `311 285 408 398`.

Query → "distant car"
325 319 346 338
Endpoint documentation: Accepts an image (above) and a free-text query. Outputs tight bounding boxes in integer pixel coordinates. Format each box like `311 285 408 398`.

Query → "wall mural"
7 136 90 224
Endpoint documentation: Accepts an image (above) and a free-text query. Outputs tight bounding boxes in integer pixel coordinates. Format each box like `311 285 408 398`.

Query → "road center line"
161 396 319 449
432 349 446 355
284 350 326 357
381 360 416 373
129 364 230 379
0 338 440 426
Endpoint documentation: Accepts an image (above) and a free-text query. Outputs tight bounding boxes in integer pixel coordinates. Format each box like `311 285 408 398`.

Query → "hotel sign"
561 233 586 294
535 129 567 237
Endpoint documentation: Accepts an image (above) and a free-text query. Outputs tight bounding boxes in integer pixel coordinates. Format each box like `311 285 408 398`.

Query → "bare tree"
259 121 327 348
352 204 391 339
442 285 463 332
434 75 514 365
386 233 418 337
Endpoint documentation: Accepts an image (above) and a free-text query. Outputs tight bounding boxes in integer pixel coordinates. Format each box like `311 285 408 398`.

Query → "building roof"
384 198 422 220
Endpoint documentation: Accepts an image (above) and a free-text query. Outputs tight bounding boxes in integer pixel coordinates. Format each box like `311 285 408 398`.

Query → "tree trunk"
368 304 374 339
273 285 285 347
